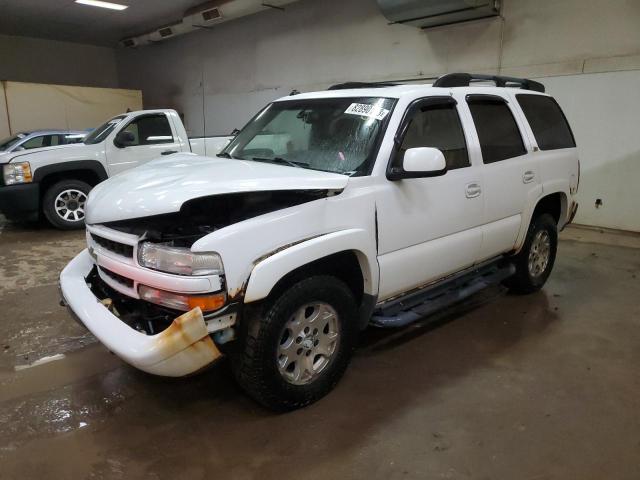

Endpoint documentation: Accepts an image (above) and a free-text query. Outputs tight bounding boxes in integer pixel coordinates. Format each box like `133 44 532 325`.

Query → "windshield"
0 133 27 151
84 116 126 145
221 97 396 176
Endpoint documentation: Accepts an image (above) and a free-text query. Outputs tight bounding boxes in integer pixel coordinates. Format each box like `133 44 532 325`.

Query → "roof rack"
328 81 400 90
433 73 545 93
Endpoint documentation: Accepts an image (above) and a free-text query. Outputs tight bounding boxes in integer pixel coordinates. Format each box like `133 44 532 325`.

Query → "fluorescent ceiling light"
75 0 128 11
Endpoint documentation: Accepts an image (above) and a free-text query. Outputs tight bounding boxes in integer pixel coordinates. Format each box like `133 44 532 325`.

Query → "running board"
371 261 515 328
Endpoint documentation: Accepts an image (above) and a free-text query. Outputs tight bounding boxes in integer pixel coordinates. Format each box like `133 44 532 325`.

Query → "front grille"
99 267 134 288
91 233 134 258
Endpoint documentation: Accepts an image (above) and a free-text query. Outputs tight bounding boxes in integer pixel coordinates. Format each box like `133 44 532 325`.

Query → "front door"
106 113 182 176
376 96 484 301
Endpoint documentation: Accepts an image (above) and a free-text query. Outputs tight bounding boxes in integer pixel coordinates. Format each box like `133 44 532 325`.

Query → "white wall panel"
544 71 640 231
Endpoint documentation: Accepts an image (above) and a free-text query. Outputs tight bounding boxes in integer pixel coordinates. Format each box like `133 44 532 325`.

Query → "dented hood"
86 153 349 224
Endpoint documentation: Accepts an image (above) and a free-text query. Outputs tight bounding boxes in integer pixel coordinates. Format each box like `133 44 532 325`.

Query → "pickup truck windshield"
84 116 126 145
221 97 396 176
0 133 27 151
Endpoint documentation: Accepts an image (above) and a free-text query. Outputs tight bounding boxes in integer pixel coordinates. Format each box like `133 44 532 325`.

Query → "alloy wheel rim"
54 189 87 222
277 302 340 386
528 230 551 277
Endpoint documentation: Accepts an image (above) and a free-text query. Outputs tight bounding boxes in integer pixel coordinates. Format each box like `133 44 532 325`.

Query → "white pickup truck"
60 74 579 411
0 109 231 229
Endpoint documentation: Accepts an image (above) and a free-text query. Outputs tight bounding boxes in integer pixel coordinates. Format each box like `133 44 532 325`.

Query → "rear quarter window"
517 94 576 150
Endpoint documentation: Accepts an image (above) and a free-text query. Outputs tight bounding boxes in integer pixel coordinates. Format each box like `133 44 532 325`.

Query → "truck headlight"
3 162 32 185
138 242 223 276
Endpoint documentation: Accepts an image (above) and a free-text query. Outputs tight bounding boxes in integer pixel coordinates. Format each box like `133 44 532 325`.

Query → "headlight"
138 242 223 276
3 162 32 185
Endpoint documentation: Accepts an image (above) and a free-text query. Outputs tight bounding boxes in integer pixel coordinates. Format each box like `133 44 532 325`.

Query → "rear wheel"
505 213 558 294
42 180 91 230
231 275 358 411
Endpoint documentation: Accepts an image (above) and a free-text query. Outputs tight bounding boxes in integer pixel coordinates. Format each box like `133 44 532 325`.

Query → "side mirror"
114 130 136 148
389 147 447 180
231 128 240 136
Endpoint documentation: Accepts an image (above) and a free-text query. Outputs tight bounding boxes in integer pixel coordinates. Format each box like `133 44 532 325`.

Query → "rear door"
106 113 182 175
465 93 541 260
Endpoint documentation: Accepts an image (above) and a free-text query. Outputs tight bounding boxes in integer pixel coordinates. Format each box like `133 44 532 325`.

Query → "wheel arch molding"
243 229 378 305
33 160 108 185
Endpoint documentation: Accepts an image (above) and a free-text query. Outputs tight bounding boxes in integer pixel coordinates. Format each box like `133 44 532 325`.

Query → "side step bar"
371 260 515 328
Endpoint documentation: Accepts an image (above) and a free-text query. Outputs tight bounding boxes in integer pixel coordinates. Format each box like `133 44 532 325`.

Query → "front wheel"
231 275 358 411
505 213 558 294
42 180 91 230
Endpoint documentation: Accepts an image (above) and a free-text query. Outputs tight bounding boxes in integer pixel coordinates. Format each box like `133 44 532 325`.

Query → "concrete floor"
0 217 639 480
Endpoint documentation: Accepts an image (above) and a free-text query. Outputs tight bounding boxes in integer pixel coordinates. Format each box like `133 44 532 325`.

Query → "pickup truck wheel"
231 275 358 411
506 213 558 294
42 180 91 230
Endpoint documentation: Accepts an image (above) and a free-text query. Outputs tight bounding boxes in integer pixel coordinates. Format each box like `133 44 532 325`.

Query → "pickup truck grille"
99 267 134 289
91 233 134 258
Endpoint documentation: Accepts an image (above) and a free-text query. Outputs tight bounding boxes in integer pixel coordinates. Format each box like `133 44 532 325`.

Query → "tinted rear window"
467 96 526 163
517 94 575 150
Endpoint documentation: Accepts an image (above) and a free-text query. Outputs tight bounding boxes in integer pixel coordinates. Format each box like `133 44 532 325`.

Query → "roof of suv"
275 73 548 102
277 83 549 102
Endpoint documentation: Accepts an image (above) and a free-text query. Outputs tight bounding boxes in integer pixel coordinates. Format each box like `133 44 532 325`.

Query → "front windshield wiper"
216 152 234 159
251 156 304 169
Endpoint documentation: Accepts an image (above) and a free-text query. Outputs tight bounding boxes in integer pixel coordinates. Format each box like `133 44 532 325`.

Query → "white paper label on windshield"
344 103 390 121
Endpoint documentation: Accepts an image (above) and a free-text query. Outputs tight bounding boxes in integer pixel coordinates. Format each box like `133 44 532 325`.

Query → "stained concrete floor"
0 217 639 480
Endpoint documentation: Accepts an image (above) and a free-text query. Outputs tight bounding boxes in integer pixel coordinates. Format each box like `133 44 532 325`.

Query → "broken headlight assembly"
3 162 32 185
137 242 224 276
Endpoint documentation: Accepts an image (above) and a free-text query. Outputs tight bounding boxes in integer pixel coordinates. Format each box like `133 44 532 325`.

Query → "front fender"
244 229 378 303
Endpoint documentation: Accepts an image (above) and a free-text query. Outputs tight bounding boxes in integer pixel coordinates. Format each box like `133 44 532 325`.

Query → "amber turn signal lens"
187 293 226 312
139 285 226 312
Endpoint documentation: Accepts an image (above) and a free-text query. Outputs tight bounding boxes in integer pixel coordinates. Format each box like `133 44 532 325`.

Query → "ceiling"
0 0 211 46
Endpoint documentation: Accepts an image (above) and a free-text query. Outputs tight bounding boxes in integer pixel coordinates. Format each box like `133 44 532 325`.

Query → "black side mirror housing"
115 130 136 148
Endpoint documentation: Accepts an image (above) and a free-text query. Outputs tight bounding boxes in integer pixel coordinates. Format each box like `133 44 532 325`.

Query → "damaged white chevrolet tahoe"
60 73 579 411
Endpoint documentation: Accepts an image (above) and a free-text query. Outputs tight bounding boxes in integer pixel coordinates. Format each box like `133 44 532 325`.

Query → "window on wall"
517 94 576 150
396 101 470 170
467 95 526 163
121 114 173 146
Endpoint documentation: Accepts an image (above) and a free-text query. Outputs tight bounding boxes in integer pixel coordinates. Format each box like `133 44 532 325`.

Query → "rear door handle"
523 170 536 183
161 150 178 156
465 182 482 198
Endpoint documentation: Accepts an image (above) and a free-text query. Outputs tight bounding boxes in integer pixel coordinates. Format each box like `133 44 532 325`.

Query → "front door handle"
161 150 178 156
523 170 536 183
465 182 482 198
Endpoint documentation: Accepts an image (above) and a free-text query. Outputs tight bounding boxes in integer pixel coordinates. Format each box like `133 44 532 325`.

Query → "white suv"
60 73 579 411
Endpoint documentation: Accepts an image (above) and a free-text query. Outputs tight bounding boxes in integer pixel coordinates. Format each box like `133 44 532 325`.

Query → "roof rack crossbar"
328 81 400 90
433 73 545 93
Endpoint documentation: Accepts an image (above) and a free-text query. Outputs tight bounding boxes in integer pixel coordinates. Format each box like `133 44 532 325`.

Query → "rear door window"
467 95 526 163
517 94 576 150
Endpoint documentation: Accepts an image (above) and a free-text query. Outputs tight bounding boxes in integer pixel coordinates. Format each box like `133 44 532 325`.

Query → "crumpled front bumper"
60 249 222 377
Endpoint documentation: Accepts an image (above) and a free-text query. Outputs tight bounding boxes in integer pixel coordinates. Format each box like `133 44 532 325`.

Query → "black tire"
505 213 558 294
42 180 91 230
231 275 359 411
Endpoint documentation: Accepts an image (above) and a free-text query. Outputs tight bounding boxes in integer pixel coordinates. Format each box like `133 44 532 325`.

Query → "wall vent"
201 8 222 22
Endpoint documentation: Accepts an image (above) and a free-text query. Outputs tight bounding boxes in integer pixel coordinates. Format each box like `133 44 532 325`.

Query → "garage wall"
3 81 142 134
0 34 119 88
115 0 640 231
0 83 9 139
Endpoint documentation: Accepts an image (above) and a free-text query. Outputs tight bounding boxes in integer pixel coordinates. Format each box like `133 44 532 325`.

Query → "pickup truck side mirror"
389 147 447 180
114 130 136 148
